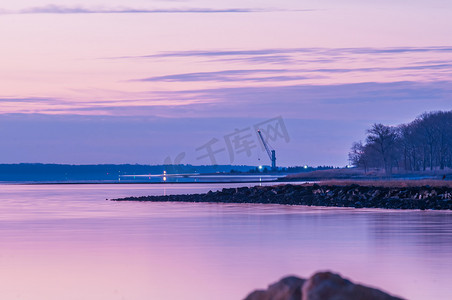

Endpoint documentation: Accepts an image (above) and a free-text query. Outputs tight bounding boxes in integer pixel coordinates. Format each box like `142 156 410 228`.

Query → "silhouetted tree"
366 123 398 175
348 110 452 175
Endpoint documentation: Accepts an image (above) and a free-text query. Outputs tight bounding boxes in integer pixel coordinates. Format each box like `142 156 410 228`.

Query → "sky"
1 0 451 166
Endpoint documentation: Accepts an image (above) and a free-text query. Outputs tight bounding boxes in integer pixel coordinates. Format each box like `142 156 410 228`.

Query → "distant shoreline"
0 179 283 185
112 182 452 210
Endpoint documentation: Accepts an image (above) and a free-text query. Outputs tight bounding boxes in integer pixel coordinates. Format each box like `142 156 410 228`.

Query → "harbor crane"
257 130 276 171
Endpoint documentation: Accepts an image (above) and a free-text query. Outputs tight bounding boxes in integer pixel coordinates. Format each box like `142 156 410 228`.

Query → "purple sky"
1 1 451 166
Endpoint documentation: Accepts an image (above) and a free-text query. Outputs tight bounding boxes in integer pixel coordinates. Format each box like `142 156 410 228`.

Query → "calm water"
0 183 451 300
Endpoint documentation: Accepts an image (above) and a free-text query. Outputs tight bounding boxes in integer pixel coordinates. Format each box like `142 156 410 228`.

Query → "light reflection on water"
0 183 451 300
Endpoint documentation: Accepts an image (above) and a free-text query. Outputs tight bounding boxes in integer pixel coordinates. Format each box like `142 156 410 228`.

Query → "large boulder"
302 272 404 300
244 272 405 300
244 276 305 300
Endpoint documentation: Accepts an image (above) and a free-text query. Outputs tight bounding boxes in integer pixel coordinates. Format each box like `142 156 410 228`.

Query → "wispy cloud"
303 63 452 73
214 54 296 64
109 46 452 67
2 81 452 120
0 5 307 15
0 96 210 115
134 63 452 83
136 69 311 82
147 80 452 120
0 97 57 103
115 46 452 60
118 49 305 59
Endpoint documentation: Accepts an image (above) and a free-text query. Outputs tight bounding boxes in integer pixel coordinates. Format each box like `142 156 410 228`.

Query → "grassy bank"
285 167 452 181
314 179 452 188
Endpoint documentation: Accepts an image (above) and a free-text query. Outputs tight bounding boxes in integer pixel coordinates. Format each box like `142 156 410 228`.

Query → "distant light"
304 165 308 169
258 165 263 170
163 176 167 181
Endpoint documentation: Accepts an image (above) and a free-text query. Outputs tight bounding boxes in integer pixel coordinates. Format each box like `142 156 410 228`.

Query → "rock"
302 272 404 300
245 290 269 300
244 272 404 300
112 184 452 210
244 276 305 300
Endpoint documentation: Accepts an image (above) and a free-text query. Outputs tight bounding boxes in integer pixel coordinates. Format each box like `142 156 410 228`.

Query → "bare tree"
366 123 398 175
349 141 367 172
350 110 452 175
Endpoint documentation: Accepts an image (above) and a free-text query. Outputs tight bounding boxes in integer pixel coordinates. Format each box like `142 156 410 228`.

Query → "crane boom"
257 130 276 170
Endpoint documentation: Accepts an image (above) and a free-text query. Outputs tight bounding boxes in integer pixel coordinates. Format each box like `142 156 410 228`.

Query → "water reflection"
0 183 451 300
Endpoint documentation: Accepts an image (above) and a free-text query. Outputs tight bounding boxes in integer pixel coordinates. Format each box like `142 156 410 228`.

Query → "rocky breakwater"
244 271 404 300
112 183 452 210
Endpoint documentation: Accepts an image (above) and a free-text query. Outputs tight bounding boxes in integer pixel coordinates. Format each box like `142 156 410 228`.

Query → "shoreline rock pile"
112 183 452 210
244 271 404 300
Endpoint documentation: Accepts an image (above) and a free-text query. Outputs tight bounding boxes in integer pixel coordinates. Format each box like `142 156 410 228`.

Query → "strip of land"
111 181 452 210
284 168 452 181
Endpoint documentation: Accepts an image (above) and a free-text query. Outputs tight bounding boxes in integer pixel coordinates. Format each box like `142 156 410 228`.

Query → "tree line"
349 110 452 175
